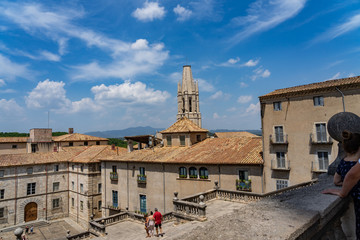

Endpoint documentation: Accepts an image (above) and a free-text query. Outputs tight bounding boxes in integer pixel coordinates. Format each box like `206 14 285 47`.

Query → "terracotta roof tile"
102 137 263 165
0 137 29 143
160 117 208 133
0 145 125 167
214 132 258 138
259 75 360 100
52 133 108 142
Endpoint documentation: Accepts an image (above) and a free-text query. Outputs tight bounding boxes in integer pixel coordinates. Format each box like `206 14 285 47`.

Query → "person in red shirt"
153 208 163 236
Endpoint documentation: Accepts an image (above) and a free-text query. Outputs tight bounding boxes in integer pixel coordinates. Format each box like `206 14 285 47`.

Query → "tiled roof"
0 145 125 167
214 132 258 138
102 137 263 165
52 133 108 142
0 137 28 143
160 117 208 133
259 76 360 100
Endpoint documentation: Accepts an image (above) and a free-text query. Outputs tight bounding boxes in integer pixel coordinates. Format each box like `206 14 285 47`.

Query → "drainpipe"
163 163 166 213
14 167 17 225
335 87 346 112
127 162 129 210
45 164 48 220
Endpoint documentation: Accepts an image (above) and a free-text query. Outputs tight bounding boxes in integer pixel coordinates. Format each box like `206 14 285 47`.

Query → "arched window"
189 167 197 179
199 167 208 179
179 167 187 178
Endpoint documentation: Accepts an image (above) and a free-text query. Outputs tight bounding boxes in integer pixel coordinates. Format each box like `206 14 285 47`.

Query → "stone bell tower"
177 65 202 127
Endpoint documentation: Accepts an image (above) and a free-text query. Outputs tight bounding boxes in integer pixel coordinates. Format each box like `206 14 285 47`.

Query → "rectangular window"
27 183 36 195
276 180 288 190
96 141 100 145
196 135 201 142
98 201 102 211
80 201 83 211
12 145 17 149
273 102 282 111
112 165 117 173
313 96 324 106
239 170 249 181
27 167 33 175
189 97 192 112
112 190 118 208
180 135 185 146
276 152 285 168
318 151 329 170
0 208 4 218
84 141 88 146
71 198 74 207
72 165 75 171
0 170 4 177
316 123 327 142
98 164 101 172
0 189 4 199
72 181 74 190
52 198 60 209
98 183 102 193
69 142 73 147
139 167 145 176
80 183 83 193
166 136 172 146
53 182 59 192
31 144 37 153
140 195 147 213
274 126 284 143
54 165 59 172
81 165 84 172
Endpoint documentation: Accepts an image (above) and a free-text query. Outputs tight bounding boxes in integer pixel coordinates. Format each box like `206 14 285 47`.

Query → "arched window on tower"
189 97 192 112
182 98 185 113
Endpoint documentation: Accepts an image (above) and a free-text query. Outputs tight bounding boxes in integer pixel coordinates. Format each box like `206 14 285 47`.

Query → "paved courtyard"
0 218 85 240
92 199 247 240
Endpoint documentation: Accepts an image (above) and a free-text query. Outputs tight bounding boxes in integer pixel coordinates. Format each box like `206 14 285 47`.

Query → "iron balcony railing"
110 172 118 181
271 159 290 171
269 134 288 145
137 175 147 184
310 133 333 145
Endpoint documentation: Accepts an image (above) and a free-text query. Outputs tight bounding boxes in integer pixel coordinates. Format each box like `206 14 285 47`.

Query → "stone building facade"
259 76 360 192
177 65 202 127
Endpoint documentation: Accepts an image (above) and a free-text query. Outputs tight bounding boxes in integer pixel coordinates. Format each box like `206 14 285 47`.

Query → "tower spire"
177 65 202 127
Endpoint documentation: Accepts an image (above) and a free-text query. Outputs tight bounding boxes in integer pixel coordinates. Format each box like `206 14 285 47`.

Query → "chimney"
69 128 74 134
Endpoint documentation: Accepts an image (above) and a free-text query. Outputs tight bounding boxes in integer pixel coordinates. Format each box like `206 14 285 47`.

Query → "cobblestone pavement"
0 218 85 240
92 200 246 240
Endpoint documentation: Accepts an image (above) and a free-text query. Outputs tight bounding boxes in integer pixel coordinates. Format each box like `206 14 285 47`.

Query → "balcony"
311 161 328 173
110 172 118 181
271 159 290 171
236 179 252 192
269 134 288 145
310 133 333 145
137 175 147 184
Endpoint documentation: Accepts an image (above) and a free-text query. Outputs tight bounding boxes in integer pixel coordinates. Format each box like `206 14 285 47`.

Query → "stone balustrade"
66 230 99 240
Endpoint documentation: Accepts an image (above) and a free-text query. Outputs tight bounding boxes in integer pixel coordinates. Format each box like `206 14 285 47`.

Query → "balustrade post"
173 192 179 212
199 195 206 217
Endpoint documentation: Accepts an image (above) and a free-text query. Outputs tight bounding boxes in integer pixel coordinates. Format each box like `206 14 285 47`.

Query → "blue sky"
0 0 359 133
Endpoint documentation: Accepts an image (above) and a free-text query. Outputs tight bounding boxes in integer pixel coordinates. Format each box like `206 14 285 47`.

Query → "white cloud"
227 107 237 112
245 102 260 115
240 82 248 88
213 112 220 119
0 53 33 80
0 3 169 80
0 98 23 114
229 0 306 46
312 14 360 43
39 50 61 62
244 59 259 67
237 95 252 104
251 67 271 80
330 72 341 80
228 57 240 64
170 72 182 83
91 81 170 105
0 79 5 87
209 90 230 100
132 1 166 22
197 78 215 92
174 4 192 21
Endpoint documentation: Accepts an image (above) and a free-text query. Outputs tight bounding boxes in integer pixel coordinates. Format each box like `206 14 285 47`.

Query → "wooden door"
25 202 37 222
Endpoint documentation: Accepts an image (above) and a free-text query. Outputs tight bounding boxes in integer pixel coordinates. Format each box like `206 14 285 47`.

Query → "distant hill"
85 126 164 138
209 129 262 136
85 127 261 138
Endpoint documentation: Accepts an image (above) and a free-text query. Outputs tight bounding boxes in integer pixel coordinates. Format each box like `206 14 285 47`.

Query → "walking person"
144 213 151 238
148 211 155 237
30 226 34 234
25 226 29 234
153 208 164 237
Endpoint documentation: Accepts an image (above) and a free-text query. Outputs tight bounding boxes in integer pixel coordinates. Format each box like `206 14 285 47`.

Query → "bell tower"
177 65 202 127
